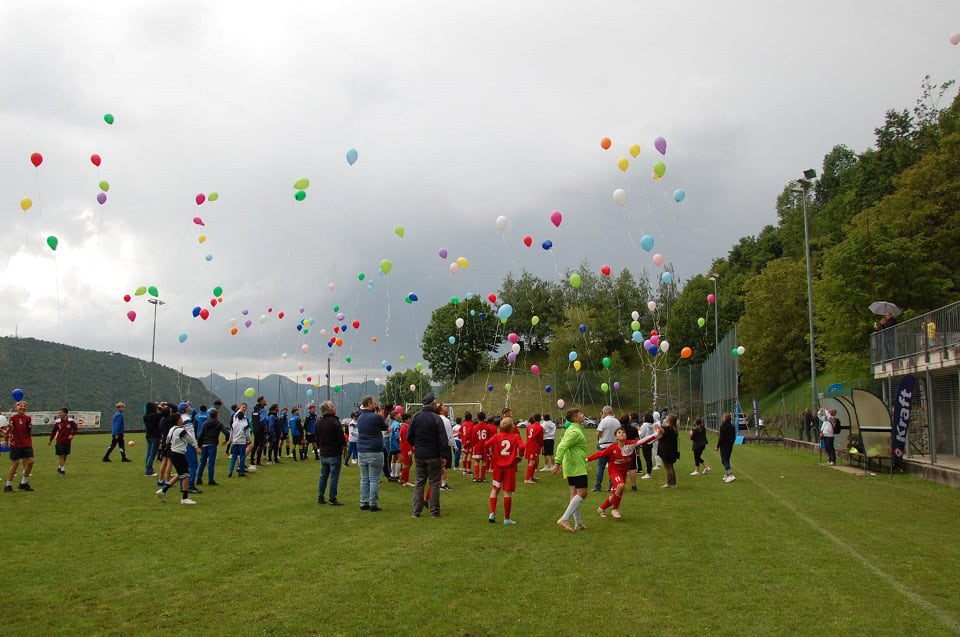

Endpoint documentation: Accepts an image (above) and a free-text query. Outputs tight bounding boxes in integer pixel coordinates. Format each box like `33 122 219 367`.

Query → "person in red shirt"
483 417 524 525
48 407 78 475
459 413 474 476
523 415 544 484
4 401 35 492
471 413 497 482
399 412 414 486
587 427 655 520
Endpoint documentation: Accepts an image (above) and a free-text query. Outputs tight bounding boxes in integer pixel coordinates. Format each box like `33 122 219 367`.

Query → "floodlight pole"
147 298 165 400
797 170 819 415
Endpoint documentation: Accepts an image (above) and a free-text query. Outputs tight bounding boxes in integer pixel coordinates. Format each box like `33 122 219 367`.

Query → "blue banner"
891 374 915 468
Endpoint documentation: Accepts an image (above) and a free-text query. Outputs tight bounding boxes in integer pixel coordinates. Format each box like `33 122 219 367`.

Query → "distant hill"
0 337 220 424
202 373 381 414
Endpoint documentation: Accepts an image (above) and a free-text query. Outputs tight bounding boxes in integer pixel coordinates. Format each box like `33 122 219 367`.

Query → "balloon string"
34 169 43 219
500 234 520 276
384 277 391 338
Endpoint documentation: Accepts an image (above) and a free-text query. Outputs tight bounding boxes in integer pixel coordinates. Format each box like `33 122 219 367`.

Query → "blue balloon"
381 360 388 367
346 148 359 165
408 293 418 302
579 324 587 333
11 388 24 402
545 385 552 393
297 325 303 331
568 351 578 362
648 345 659 356
465 292 475 300
497 304 513 321
470 310 476 316
478 312 485 319
191 306 201 317
661 271 673 284
674 189 686 203
487 385 494 391
204 254 213 261
178 333 188 343
541 239 553 250
448 336 456 344
632 330 643 343
306 389 314 397
640 235 655 252
385 365 392 371
341 325 348 332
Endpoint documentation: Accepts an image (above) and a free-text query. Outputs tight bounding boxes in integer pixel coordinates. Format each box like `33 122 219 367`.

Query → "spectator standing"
143 402 161 477
656 415 680 489
227 404 251 478
103 402 131 462
716 413 737 482
637 413 657 480
196 408 230 486
407 395 448 518
689 418 711 476
593 406 619 491
540 414 557 472
316 401 345 506
818 407 837 466
356 395 387 512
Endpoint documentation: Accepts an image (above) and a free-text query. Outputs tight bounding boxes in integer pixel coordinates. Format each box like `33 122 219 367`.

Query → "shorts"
170 452 189 476
305 433 316 444
442 448 453 468
491 465 517 492
292 434 303 445
543 439 555 455
608 472 626 490
566 474 588 489
401 449 413 464
54 443 72 456
10 447 34 461
390 450 400 461
630 455 640 471
524 452 539 463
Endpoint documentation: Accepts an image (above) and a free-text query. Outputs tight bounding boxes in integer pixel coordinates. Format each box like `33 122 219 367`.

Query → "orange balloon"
372 337 378 343
680 347 693 359
335 338 343 347
230 327 238 335
600 137 612 150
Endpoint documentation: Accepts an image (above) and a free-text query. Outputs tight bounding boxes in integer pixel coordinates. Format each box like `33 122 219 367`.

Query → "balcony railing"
870 301 960 367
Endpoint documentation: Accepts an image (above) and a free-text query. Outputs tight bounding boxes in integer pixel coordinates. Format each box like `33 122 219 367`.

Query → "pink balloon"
531 364 540 375
652 253 664 267
193 216 205 226
650 335 660 346
557 399 565 409
126 311 136 322
508 333 519 344
707 293 716 305
195 194 206 205
950 32 960 46
550 210 562 227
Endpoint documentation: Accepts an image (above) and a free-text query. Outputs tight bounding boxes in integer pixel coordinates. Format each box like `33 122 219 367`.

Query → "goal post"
404 402 483 423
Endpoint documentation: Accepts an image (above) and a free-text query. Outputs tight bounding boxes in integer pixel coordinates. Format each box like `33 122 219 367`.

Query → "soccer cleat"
503 519 517 525
726 474 737 482
660 483 671 489
597 507 607 518
611 509 622 520
402 482 414 487
631 485 637 491
328 499 344 506
180 498 197 505
590 487 601 492
3 485 13 493
489 513 496 524
369 505 382 512
690 471 700 476
702 466 711 474
556 519 575 533
360 504 370 510
121 457 132 463
574 523 588 531
523 480 536 485
641 474 652 480
102 457 111 462
18 483 34 491
318 497 326 505
155 488 166 502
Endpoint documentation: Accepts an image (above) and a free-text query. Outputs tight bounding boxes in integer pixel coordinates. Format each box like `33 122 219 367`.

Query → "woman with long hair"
655 414 680 488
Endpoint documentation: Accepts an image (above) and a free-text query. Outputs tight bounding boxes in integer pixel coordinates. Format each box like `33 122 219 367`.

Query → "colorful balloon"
600 137 612 150
602 357 611 368
662 272 673 284
698 317 706 328
681 346 693 359
244 387 255 398
531 315 540 326
99 180 110 192
123 294 131 302
148 286 159 297
737 345 746 356
653 161 666 178
456 256 469 269
380 259 392 274
618 157 629 172
531 365 540 375
12 389 24 402
707 294 716 305
178 333 188 343
600 264 611 276
126 310 136 322
504 383 512 393
193 216 204 226
629 143 641 158
208 192 219 202
541 239 553 250
19 198 31 212
612 189 626 206
557 399 565 409
90 154 102 167
295 190 306 201
294 178 310 190
448 336 456 344
395 225 405 238
103 113 115 125
545 385 552 393
573 360 582 371
674 189 686 203
951 33 960 46
652 253 664 267
30 152 43 167
198 235 206 244
195 193 206 205
438 248 448 259
135 286 147 296
613 382 621 390
647 300 657 312
568 351 577 362
522 235 533 247
46 236 58 251
569 273 581 289
495 215 508 230
550 210 562 227
346 148 359 165
640 235 654 252
654 137 667 155
496 304 513 321
97 193 107 205
601 382 609 393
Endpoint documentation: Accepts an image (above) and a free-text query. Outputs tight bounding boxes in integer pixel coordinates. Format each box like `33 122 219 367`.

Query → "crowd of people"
1 396 742 529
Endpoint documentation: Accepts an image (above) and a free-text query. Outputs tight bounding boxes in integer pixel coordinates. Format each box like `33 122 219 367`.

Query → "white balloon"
281 352 288 359
631 310 640 321
409 384 417 392
259 314 268 324
511 343 521 354
230 317 237 326
297 363 304 370
495 215 508 230
660 340 670 353
737 345 746 355
612 189 627 206
455 318 465 329
647 300 657 312
375 378 381 384
449 263 459 274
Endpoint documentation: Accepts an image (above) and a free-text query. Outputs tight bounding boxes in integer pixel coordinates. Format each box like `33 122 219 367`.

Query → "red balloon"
210 298 218 307
126 310 136 322
196 193 206 205
488 293 497 304
200 309 210 320
333 325 340 333
30 152 43 167
352 319 360 329
278 312 285 319
600 264 612 276
523 235 532 247
90 154 102 167
307 376 312 382
123 294 131 302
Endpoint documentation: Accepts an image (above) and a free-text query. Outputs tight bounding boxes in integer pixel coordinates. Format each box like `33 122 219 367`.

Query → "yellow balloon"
573 360 582 371
629 144 641 158
198 235 207 244
20 198 32 212
456 256 470 269
618 158 629 172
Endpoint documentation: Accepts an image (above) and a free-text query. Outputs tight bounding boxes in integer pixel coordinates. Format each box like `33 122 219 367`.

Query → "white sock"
21 476 29 485
561 494 583 522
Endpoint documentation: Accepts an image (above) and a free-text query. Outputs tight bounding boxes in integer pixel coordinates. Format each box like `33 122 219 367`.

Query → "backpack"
833 418 841 436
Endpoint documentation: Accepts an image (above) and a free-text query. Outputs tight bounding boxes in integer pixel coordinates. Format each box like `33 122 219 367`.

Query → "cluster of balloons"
293 177 310 201
731 345 746 357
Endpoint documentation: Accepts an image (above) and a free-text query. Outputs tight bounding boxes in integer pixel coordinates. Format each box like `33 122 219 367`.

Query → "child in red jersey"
483 417 524 525
459 412 474 476
48 407 78 475
587 427 656 520
471 412 497 482
4 401 35 492
399 412 414 486
523 415 544 484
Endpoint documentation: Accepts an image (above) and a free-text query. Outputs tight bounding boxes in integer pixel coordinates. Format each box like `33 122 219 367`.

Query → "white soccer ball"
246 465 257 473
128 440 136 447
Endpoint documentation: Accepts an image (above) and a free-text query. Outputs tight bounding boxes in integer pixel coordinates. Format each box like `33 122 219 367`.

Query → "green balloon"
358 273 365 281
732 348 739 356
99 180 110 192
333 385 341 393
303 329 308 334
698 317 706 328
213 286 223 297
345 356 352 363
602 357 611 368
104 113 114 125
244 387 255 398
450 297 459 305
134 286 147 296
333 305 340 312
404 296 413 304
148 286 159 297
601 382 609 392
293 178 310 190
504 383 512 392
416 363 423 371
46 235 58 251
294 190 306 201
208 192 219 202
631 320 641 331
569 273 581 289
653 161 666 177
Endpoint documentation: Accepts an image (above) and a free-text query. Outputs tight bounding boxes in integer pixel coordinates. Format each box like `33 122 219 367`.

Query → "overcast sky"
1 1 957 385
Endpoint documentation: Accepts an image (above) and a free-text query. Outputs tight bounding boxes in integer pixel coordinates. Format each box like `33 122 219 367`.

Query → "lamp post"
708 274 719 351
147 298 165 400
795 169 818 416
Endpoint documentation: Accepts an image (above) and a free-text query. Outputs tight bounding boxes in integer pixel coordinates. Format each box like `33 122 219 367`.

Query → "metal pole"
147 298 164 400
713 277 719 351
800 184 818 414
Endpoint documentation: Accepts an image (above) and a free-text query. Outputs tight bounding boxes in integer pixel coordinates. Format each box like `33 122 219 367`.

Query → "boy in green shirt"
552 408 589 532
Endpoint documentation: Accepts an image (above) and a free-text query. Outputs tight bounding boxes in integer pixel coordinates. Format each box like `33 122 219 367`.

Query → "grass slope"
2 434 958 637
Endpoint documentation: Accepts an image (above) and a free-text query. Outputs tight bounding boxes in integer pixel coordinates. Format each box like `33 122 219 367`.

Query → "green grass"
3 434 959 636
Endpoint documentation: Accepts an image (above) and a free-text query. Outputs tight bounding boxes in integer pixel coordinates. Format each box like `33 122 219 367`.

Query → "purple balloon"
244 319 252 328
507 352 517 363
438 248 448 259
613 382 621 390
654 136 667 155
241 309 249 316
96 192 107 205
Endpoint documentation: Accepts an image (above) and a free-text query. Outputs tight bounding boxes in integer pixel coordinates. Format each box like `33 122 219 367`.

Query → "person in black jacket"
316 401 346 506
716 413 737 483
143 402 161 477
656 414 680 488
196 408 230 486
689 417 711 476
407 395 448 518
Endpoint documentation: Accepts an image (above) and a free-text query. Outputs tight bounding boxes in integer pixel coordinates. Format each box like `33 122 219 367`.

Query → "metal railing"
871 301 960 366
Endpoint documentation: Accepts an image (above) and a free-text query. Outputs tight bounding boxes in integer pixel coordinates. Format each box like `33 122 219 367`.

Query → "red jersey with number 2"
485 432 524 467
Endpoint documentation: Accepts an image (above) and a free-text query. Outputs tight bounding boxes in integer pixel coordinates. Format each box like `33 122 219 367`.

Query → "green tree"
498 271 563 351
379 368 433 407
421 297 500 382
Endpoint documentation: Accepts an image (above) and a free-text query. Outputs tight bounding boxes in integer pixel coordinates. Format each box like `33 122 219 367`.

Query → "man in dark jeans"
407 395 448 518
316 401 346 506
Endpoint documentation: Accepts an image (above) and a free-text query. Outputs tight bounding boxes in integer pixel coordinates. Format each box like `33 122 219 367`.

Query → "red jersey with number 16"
484 431 524 467
471 422 497 453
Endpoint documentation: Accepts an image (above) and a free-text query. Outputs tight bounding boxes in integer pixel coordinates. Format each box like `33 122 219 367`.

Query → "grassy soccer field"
2 434 959 637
